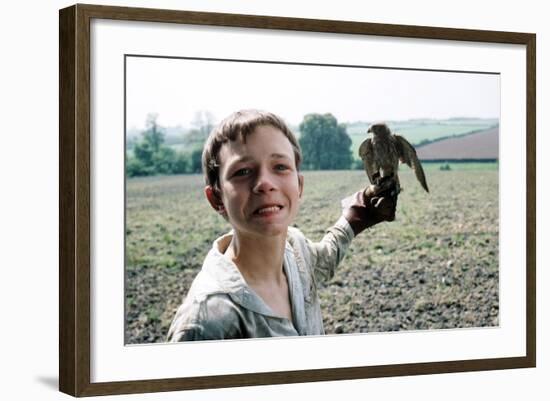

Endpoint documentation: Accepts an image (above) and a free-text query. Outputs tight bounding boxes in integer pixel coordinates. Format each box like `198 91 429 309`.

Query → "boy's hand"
341 179 398 236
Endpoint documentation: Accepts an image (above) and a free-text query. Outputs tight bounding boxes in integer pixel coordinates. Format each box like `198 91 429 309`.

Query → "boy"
167 109 396 341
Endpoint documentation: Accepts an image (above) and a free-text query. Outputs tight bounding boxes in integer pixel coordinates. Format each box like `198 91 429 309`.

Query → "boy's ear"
205 185 226 216
298 173 304 199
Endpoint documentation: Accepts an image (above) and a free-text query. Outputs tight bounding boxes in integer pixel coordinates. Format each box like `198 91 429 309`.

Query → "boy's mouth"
253 205 283 215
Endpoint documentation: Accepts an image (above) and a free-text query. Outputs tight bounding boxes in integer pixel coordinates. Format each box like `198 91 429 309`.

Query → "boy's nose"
252 169 276 193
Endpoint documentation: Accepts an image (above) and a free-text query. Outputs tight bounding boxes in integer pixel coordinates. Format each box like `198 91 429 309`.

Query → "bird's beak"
367 127 372 134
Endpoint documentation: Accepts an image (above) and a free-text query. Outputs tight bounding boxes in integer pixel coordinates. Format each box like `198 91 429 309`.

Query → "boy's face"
206 125 303 239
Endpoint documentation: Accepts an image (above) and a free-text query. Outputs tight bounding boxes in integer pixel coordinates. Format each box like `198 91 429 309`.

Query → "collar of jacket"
199 231 298 321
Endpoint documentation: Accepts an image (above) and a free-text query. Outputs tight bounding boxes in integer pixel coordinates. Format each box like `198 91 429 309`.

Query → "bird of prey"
359 123 429 194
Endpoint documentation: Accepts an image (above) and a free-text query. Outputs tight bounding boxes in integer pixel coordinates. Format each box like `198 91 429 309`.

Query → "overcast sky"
126 56 500 131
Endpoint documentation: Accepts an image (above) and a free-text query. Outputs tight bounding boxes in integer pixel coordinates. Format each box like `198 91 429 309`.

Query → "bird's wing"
358 138 377 185
393 134 429 192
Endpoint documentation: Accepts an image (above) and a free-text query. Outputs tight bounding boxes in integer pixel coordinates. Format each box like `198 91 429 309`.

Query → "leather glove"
341 178 398 236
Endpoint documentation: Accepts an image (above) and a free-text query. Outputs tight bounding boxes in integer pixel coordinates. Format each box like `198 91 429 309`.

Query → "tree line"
126 112 358 177
126 114 205 177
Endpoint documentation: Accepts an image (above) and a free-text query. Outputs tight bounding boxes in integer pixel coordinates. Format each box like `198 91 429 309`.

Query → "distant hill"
347 118 498 160
347 118 498 143
416 126 498 161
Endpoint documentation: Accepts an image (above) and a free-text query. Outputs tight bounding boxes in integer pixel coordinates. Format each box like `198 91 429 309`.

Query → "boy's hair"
202 109 302 189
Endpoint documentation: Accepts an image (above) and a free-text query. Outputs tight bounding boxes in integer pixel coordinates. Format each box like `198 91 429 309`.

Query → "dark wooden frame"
59 3 536 397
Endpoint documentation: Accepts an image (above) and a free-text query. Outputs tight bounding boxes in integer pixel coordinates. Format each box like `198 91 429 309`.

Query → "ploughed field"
125 168 499 343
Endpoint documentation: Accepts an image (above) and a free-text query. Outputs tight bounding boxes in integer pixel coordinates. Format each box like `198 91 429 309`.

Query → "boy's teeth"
257 206 280 214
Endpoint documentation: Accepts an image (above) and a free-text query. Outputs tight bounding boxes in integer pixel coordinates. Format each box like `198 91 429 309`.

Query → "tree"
131 114 164 169
125 113 208 177
172 152 190 174
189 148 203 174
191 110 216 137
183 128 207 148
126 155 149 177
143 113 165 152
152 146 177 174
298 113 353 170
184 110 216 148
127 114 176 177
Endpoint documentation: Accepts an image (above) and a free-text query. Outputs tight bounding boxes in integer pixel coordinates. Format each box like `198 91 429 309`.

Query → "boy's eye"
233 168 251 177
275 164 290 171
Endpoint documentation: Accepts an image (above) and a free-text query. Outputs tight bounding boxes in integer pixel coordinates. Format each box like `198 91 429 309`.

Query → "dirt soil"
125 168 499 343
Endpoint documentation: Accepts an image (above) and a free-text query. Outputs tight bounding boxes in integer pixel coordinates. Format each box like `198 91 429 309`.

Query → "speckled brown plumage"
359 123 429 194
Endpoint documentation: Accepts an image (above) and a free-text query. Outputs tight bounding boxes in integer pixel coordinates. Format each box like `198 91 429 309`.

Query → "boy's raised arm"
305 179 398 283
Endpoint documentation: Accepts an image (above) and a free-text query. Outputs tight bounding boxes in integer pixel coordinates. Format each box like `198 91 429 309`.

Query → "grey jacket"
166 217 355 341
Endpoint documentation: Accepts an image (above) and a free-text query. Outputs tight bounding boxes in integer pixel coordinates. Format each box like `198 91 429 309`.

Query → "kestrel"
359 123 429 194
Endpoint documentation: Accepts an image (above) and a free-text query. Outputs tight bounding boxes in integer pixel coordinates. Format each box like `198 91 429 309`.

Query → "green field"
125 167 499 343
347 119 498 160
422 161 498 171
